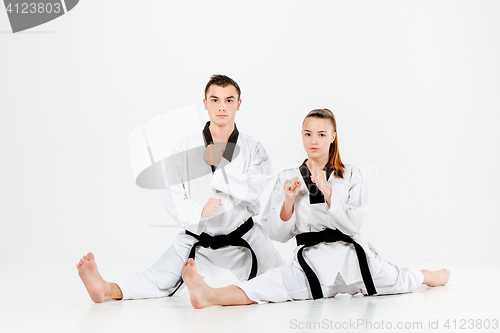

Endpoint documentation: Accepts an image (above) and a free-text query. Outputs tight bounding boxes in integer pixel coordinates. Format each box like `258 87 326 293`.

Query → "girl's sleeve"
261 173 299 243
326 166 370 236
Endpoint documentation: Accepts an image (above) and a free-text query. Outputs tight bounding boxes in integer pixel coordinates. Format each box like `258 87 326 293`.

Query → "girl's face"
302 117 336 160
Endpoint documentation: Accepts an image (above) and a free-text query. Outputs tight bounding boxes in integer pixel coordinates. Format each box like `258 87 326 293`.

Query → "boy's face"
203 84 241 128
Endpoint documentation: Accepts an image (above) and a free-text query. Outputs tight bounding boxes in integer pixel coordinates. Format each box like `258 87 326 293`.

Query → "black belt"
168 217 257 296
296 228 377 299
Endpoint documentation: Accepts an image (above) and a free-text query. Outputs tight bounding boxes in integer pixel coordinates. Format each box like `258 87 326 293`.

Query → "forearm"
211 161 272 206
280 199 295 222
262 201 297 243
323 186 332 208
160 188 206 231
327 197 368 236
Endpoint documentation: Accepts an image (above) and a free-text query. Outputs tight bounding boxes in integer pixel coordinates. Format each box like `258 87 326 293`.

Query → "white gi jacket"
159 130 273 235
262 164 381 287
151 127 285 283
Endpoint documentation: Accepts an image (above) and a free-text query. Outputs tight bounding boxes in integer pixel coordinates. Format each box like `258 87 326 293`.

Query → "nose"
218 102 226 112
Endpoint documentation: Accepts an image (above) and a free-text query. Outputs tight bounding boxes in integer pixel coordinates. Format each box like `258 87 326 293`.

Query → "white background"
1 0 499 270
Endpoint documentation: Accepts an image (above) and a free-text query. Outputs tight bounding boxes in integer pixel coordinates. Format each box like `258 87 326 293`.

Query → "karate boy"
77 74 284 302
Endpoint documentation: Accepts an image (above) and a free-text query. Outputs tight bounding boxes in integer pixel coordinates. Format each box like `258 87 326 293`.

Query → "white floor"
1 259 498 333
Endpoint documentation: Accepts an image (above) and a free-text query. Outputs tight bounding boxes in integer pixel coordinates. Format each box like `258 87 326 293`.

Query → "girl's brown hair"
304 108 345 179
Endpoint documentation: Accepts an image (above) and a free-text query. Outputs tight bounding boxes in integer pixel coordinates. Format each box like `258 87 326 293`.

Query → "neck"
306 155 329 170
209 121 235 142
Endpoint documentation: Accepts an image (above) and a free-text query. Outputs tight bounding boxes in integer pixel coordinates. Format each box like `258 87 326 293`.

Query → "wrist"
280 199 295 222
321 185 331 197
283 199 295 214
283 197 295 208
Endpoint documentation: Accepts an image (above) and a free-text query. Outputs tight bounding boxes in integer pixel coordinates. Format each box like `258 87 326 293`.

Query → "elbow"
268 232 292 244
329 207 366 237
346 226 361 237
333 218 362 237
266 228 290 243
261 220 293 243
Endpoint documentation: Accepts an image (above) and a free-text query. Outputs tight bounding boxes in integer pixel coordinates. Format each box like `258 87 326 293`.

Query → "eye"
319 134 325 137
227 100 233 103
305 133 310 136
211 99 217 103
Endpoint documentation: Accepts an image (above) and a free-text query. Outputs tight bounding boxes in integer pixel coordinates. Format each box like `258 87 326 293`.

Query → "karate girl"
181 108 450 308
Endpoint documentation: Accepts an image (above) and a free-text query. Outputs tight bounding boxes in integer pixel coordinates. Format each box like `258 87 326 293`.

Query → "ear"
236 99 242 110
332 132 337 143
203 98 208 110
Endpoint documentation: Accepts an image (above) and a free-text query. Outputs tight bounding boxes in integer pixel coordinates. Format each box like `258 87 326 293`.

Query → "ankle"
206 288 218 305
105 282 123 300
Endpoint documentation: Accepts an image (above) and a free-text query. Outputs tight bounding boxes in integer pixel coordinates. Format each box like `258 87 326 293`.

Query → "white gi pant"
116 224 284 300
235 253 424 304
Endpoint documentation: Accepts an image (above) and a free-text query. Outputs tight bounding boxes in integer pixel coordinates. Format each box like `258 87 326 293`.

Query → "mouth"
310 147 319 152
216 115 227 118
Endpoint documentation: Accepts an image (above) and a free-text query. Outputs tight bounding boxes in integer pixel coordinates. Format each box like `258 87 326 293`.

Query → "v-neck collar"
202 121 239 173
299 159 333 204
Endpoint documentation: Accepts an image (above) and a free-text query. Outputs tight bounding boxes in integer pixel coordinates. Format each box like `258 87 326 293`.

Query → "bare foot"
77 252 107 303
421 269 451 287
182 258 214 309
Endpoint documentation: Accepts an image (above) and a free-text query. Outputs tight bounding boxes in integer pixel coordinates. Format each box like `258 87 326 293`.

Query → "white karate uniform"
116 130 285 299
236 165 424 303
